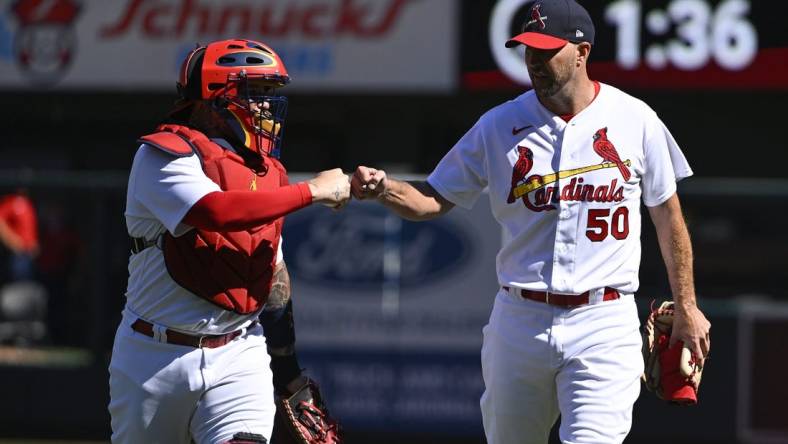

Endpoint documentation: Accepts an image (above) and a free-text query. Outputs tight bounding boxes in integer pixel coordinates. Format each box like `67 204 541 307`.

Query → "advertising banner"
281 185 500 435
0 0 457 92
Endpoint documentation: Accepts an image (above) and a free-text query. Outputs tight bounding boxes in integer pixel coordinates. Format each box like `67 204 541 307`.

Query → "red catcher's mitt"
272 378 342 444
641 301 704 405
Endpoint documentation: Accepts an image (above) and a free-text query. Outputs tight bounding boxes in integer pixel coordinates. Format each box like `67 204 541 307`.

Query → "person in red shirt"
0 189 39 282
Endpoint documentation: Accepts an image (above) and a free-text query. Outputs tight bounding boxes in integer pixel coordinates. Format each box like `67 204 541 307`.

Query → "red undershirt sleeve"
182 182 312 231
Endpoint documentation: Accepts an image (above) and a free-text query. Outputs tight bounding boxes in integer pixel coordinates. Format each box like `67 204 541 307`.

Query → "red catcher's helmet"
177 39 290 158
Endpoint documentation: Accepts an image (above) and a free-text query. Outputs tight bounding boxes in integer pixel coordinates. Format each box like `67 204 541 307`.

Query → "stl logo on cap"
527 3 547 30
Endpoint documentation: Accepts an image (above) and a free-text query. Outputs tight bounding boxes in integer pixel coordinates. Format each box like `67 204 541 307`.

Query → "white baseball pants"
108 312 275 444
480 289 643 444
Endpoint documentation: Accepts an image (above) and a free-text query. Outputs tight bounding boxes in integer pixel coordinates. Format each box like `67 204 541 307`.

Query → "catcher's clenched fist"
308 168 352 209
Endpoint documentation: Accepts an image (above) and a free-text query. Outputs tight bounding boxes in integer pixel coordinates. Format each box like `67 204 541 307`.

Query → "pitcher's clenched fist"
308 168 351 207
351 166 387 200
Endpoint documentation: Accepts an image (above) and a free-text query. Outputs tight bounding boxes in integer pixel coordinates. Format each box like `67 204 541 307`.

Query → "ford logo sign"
282 203 472 290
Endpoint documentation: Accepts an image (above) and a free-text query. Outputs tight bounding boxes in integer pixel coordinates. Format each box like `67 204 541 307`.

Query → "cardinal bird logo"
592 128 631 181
529 4 547 30
507 146 534 204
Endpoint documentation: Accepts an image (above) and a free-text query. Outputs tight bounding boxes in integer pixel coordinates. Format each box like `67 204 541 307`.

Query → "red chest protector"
138 124 287 314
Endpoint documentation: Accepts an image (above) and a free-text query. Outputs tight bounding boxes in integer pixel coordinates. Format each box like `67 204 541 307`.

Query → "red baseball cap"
505 0 595 50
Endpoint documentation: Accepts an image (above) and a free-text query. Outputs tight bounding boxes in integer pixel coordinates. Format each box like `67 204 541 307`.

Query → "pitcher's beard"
531 73 565 98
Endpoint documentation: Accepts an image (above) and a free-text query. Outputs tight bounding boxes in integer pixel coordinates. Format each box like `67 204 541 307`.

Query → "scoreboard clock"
476 0 786 90
605 0 756 70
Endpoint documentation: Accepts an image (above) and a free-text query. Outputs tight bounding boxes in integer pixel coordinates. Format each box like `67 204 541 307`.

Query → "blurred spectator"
0 189 39 282
0 189 47 345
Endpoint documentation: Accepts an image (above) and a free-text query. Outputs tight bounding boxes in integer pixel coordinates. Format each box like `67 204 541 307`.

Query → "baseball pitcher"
351 1 711 443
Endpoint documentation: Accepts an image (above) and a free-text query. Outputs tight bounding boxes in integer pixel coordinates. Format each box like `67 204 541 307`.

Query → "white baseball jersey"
428 82 692 295
111 142 279 444
430 83 690 444
124 143 283 334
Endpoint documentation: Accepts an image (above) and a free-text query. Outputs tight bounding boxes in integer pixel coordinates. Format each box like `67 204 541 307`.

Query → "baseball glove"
271 378 342 444
641 301 704 405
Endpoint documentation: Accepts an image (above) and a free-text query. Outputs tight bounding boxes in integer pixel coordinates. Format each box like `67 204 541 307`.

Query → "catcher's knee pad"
260 299 295 348
225 432 267 443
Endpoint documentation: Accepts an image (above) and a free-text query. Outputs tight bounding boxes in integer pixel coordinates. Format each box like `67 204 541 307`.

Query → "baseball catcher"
109 38 350 444
642 301 705 405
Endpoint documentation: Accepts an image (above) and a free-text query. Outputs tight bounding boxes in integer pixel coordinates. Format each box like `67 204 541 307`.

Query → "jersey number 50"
586 207 630 242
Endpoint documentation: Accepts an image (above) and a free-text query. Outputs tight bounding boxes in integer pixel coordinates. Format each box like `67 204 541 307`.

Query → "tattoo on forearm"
265 261 291 311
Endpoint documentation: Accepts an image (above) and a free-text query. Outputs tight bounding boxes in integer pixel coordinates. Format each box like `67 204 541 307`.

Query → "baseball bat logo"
506 139 632 212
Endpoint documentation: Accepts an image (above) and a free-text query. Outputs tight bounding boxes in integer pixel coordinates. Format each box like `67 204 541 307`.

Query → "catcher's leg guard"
225 432 267 443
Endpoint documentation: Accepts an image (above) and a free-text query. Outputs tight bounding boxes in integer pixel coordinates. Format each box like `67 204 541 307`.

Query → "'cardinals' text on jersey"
427 83 691 294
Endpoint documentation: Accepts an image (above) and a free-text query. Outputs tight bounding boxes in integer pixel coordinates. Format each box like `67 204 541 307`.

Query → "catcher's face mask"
177 39 290 158
216 74 288 158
